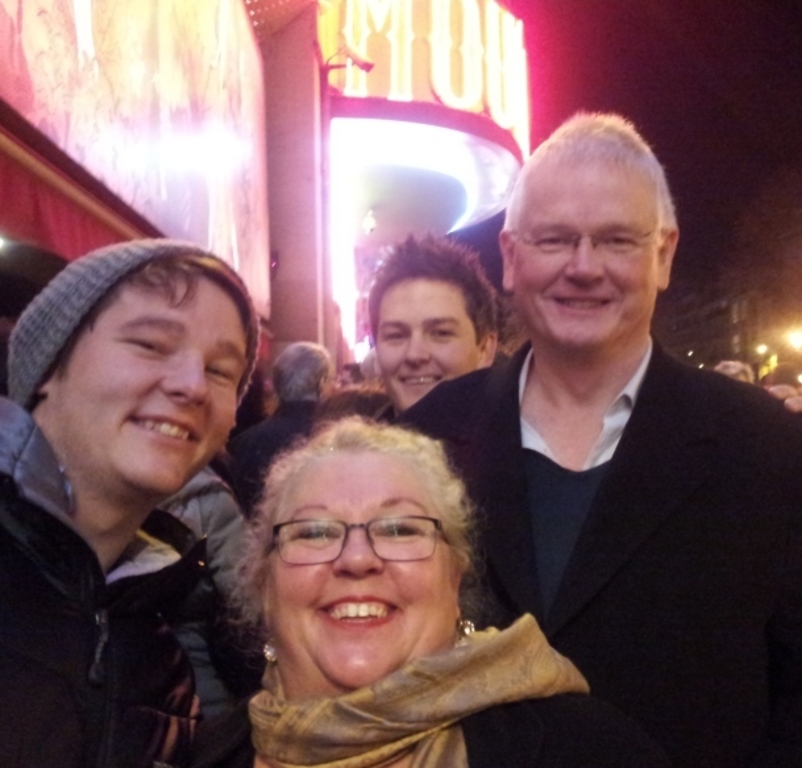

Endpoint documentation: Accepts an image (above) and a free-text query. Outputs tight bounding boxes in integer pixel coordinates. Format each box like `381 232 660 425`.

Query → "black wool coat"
403 343 802 768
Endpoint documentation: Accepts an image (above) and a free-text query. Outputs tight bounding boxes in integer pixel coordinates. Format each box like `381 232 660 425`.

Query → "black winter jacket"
0 397 204 768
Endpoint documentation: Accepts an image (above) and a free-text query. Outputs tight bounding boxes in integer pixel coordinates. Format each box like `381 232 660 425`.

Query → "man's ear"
656 228 679 291
499 230 517 294
477 332 498 368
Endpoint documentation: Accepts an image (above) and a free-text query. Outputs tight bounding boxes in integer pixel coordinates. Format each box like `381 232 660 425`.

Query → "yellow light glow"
756 343 768 355
328 116 521 349
362 209 377 234
788 331 802 350
110 123 252 177
329 131 360 352
343 0 414 100
354 338 372 363
333 118 481 224
320 0 530 156
329 117 479 351
430 0 484 111
483 5 529 153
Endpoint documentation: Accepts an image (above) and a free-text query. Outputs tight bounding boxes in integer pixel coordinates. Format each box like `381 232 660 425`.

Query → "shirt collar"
518 340 653 468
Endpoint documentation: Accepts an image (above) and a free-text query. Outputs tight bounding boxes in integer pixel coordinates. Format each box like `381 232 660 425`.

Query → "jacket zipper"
89 608 109 685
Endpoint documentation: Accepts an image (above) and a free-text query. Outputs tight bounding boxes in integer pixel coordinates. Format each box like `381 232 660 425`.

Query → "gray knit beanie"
9 238 260 410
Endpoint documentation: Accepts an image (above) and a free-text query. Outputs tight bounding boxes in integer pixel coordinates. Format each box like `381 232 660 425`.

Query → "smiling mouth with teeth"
402 376 438 385
329 602 389 620
556 298 609 308
140 419 191 441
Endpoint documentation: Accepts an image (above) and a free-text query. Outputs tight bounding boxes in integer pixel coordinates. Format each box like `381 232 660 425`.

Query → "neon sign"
319 0 530 156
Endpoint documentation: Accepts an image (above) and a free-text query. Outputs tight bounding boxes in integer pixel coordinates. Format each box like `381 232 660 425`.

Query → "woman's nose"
332 526 384 575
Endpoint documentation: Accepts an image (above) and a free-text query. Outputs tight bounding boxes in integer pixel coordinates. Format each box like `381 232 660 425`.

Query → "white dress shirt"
518 342 653 470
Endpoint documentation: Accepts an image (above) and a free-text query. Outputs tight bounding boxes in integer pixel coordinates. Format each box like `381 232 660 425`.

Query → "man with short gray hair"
406 113 802 766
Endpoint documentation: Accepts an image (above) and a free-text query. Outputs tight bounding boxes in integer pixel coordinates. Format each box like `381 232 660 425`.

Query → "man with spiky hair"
368 234 498 416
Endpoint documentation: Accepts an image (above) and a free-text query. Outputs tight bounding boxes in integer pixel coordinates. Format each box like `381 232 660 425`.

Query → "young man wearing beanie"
0 239 259 768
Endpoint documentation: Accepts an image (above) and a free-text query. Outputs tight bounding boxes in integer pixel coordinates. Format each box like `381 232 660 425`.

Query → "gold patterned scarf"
248 614 589 768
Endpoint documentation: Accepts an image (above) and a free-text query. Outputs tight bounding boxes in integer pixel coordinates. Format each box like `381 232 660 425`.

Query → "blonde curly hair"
234 417 478 628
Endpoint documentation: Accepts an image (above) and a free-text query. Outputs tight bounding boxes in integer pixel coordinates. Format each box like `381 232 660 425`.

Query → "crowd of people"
2 112 802 768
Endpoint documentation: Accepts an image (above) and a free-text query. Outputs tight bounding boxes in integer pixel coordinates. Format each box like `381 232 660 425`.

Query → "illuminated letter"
430 0 484 111
484 2 529 155
342 0 414 100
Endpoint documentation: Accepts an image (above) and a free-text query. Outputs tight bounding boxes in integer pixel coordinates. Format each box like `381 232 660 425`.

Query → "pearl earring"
456 619 475 645
263 642 278 665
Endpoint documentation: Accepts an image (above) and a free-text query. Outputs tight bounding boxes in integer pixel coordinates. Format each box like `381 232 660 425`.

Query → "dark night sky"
467 0 802 293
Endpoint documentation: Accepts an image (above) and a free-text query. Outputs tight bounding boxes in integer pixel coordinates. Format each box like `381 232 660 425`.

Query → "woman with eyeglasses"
192 418 668 768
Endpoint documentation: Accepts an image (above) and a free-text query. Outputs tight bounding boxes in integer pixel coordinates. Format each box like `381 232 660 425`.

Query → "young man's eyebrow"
378 320 411 330
118 316 246 362
117 315 184 335
422 317 461 327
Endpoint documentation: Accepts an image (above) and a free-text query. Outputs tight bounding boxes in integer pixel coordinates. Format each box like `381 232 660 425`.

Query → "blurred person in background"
764 362 802 412
228 342 332 516
315 380 391 422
